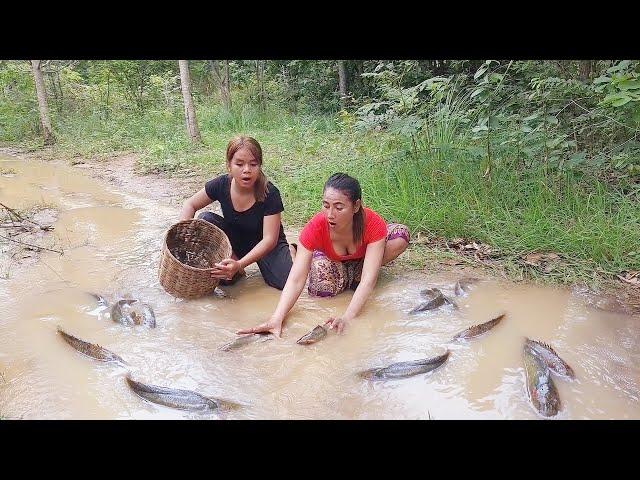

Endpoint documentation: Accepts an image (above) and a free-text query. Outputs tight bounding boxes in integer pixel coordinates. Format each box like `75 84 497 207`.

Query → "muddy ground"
1 146 638 314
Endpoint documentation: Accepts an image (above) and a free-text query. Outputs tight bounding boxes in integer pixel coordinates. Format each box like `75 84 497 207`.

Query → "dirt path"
2 146 638 313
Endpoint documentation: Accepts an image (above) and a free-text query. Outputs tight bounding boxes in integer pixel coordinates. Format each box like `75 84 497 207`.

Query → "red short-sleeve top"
298 207 387 261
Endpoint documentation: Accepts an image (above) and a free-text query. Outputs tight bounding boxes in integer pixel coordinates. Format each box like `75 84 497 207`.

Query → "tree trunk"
30 60 55 145
137 62 146 113
353 60 364 91
579 60 593 81
255 60 267 111
178 60 202 144
280 63 297 114
337 60 348 109
208 60 222 94
209 59 233 108
221 60 231 110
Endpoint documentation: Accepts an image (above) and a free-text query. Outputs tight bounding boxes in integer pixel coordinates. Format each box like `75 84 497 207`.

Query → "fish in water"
213 287 228 298
57 327 127 365
410 288 457 314
454 277 480 296
524 338 575 380
419 287 442 297
296 325 327 345
220 333 273 351
452 314 505 341
110 299 156 328
586 293 634 316
358 351 450 381
87 292 109 307
125 376 239 412
523 344 561 417
132 302 156 328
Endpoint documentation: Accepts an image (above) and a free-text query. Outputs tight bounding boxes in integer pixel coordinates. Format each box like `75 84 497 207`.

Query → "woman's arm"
236 244 313 337
213 213 282 279
325 238 385 333
179 189 213 221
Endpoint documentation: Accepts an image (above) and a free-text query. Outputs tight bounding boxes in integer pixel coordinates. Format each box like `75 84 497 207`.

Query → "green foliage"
0 61 38 141
1 59 639 285
595 60 640 108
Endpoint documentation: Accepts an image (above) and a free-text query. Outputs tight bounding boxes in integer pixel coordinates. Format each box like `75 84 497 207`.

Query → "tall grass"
2 91 638 285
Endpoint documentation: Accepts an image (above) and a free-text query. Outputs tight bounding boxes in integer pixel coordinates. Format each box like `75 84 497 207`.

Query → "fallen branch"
0 202 24 222
0 224 31 229
0 233 63 255
0 202 51 230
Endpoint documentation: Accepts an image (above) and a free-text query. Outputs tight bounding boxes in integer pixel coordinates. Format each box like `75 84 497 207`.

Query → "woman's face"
228 147 260 188
322 187 360 232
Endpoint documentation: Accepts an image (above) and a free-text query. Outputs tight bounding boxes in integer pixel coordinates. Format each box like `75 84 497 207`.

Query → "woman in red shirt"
238 172 409 336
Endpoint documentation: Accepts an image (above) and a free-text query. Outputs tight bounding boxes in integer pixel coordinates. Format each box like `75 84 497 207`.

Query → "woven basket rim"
164 218 231 272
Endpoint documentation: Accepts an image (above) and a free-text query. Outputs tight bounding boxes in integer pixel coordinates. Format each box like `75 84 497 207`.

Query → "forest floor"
2 146 639 314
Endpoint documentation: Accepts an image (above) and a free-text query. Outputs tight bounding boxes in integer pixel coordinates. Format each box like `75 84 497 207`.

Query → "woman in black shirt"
179 136 294 290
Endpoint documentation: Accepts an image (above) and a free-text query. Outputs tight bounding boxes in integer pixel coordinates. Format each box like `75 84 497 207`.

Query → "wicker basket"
158 219 232 299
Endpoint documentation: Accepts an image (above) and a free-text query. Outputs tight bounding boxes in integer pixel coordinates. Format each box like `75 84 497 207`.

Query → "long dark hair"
324 173 364 246
226 135 268 202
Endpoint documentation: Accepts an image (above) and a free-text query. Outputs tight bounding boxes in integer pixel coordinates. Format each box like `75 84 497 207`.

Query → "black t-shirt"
204 174 287 257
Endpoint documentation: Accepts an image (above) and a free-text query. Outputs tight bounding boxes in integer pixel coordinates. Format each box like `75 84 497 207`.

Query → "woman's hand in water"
211 258 241 280
325 316 350 334
237 318 283 338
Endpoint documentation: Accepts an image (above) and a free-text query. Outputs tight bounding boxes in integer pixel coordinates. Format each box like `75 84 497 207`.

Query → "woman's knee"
197 211 224 229
265 275 287 291
308 254 342 297
308 283 339 297
386 223 410 244
390 236 409 253
383 224 410 264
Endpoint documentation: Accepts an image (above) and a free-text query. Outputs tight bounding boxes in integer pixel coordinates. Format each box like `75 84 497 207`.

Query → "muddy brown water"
1 155 639 419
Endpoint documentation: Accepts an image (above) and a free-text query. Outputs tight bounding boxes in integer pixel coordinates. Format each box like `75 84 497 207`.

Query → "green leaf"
567 152 587 167
612 96 633 107
593 75 611 84
488 115 501 128
470 87 485 99
602 92 633 107
474 65 489 80
607 60 631 74
546 138 563 149
618 79 640 91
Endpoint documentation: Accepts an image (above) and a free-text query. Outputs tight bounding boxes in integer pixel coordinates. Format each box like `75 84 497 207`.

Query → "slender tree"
221 60 231 110
337 60 348 109
178 60 202 143
255 60 266 111
579 60 593 81
30 60 55 145
209 60 222 90
209 60 232 110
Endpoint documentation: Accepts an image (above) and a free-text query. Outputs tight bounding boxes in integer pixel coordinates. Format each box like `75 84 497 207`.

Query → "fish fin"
539 341 558 354
528 338 557 355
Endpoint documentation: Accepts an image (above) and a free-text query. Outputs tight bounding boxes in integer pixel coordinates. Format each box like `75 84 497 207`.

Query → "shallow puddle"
1 155 638 419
